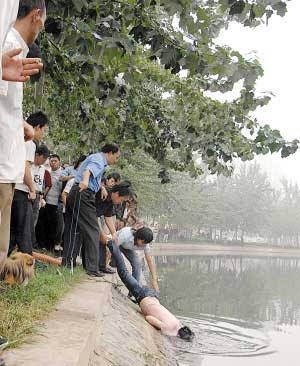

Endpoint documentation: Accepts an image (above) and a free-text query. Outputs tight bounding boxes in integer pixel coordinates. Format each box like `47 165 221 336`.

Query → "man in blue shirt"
62 143 120 277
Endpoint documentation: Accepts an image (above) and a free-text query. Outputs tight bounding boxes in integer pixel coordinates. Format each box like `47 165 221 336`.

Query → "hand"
151 278 160 293
40 198 46 208
111 232 118 243
24 121 34 141
101 186 108 200
2 49 43 82
79 181 88 192
100 230 109 245
28 191 36 201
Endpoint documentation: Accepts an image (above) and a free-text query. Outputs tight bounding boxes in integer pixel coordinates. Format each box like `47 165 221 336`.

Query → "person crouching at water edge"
107 240 194 341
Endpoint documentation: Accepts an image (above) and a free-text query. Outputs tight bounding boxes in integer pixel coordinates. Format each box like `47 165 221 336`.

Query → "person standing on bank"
62 143 120 277
9 111 48 255
31 144 51 248
39 154 63 251
96 182 134 274
0 0 46 273
117 226 159 293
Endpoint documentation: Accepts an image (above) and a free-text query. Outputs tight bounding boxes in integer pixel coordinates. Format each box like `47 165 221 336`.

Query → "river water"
154 255 300 366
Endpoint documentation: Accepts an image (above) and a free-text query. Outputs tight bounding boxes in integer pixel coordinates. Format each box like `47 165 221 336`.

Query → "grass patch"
0 265 85 348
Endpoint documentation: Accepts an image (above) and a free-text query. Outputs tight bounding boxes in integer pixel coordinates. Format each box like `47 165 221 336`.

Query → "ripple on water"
168 314 276 365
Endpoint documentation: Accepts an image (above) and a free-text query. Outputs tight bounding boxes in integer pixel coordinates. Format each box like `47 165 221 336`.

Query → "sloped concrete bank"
3 275 173 366
90 281 174 366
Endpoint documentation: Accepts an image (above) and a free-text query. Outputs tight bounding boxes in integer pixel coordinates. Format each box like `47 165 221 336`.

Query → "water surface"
154 255 300 365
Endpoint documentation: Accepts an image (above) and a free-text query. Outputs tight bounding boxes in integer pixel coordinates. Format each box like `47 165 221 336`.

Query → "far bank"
152 242 300 258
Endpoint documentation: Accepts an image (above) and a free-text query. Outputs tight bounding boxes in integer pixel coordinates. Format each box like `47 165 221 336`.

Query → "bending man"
107 240 194 340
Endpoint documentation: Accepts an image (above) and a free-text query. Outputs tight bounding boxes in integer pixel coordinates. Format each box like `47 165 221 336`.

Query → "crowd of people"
0 2 194 364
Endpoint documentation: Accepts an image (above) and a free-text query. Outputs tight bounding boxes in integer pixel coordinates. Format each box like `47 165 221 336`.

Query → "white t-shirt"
63 178 75 194
0 28 28 184
15 140 36 192
0 0 19 81
32 164 46 193
46 168 63 205
63 178 75 213
117 227 151 254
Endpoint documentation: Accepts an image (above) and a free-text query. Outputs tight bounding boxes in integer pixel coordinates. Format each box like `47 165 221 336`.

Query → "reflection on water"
154 255 300 365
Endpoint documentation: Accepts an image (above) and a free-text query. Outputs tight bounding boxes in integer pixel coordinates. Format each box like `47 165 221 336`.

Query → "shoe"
86 271 105 278
127 294 138 304
109 258 116 268
0 337 8 350
54 245 63 251
0 358 5 366
99 266 116 274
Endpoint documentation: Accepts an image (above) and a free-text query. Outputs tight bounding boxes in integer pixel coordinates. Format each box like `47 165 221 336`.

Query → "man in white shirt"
116 226 159 293
0 1 46 264
0 0 21 80
9 112 48 255
0 0 42 83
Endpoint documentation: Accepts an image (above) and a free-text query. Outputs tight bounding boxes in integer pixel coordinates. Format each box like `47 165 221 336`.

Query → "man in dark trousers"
95 182 133 273
62 143 120 277
9 111 49 255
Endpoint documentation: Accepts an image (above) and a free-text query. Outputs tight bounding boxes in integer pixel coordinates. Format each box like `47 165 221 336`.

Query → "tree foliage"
123 155 300 247
24 0 297 180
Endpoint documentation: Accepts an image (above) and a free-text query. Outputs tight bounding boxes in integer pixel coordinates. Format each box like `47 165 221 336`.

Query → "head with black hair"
74 155 87 170
106 172 121 188
26 111 48 141
34 144 49 165
16 0 47 46
177 326 195 341
50 154 60 171
111 182 133 205
134 227 153 246
101 143 120 166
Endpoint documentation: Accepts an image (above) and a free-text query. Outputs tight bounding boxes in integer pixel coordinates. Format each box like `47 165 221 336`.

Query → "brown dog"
0 252 35 286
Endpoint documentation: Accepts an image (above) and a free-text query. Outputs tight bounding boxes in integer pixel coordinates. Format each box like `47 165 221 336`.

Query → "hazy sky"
217 1 300 186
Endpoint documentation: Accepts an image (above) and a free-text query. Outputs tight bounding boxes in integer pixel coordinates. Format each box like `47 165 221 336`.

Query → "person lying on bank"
107 240 194 341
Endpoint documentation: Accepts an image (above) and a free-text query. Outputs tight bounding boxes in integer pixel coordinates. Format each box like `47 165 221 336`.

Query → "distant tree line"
121 152 300 247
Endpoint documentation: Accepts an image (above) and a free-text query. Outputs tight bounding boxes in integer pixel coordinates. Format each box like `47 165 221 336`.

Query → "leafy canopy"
24 0 296 180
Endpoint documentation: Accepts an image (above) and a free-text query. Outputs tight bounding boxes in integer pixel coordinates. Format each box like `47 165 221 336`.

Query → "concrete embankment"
3 275 172 366
153 243 300 258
